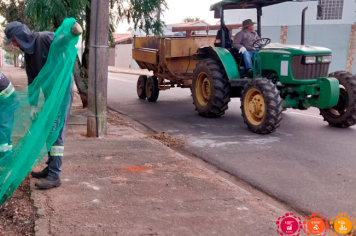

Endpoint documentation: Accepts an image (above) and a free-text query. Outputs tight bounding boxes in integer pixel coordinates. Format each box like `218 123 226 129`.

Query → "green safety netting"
0 18 79 205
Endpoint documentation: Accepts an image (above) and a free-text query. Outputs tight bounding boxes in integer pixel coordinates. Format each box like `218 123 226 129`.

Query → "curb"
30 177 50 236
108 69 153 76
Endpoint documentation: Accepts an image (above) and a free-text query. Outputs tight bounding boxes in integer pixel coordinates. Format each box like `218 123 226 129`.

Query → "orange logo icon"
303 213 329 236
329 213 356 236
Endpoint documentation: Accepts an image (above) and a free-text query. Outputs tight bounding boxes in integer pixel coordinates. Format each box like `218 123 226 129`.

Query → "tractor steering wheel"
253 38 271 49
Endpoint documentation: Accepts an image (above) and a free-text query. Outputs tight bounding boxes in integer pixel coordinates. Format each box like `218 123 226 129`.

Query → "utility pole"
87 0 110 137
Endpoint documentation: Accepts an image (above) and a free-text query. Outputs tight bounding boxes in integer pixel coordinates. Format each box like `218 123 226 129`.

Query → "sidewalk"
4 65 284 236
108 66 153 76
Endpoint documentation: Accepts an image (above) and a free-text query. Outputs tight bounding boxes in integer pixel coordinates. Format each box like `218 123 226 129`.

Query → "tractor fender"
192 47 240 80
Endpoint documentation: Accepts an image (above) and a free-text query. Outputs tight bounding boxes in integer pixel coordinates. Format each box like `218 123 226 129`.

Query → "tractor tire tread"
320 71 356 128
192 59 231 118
241 78 283 134
137 75 148 99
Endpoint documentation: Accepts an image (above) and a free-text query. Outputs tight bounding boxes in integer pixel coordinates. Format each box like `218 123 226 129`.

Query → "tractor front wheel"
320 71 356 128
241 78 283 134
192 59 231 117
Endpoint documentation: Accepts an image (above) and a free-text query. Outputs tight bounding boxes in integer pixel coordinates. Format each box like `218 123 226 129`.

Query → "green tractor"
191 0 356 134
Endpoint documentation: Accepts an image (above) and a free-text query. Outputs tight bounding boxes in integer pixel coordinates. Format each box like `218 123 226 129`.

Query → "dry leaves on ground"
150 132 187 148
107 110 131 127
0 177 35 236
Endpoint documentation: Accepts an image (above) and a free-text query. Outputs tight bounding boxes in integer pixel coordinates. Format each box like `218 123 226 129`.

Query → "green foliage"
114 0 168 36
24 0 88 31
0 0 30 27
4 52 14 65
0 0 29 64
183 17 201 23
24 0 167 36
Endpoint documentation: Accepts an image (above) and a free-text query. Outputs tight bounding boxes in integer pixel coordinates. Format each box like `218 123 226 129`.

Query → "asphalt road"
108 72 356 217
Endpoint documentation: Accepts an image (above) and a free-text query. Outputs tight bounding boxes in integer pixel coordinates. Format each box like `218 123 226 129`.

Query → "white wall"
115 44 133 68
225 0 356 26
287 24 351 72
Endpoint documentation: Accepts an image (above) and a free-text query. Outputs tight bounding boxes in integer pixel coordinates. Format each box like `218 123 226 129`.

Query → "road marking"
109 77 136 84
286 111 322 119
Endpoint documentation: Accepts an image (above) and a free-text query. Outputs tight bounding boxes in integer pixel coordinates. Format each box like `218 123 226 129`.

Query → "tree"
0 0 29 67
183 17 201 23
0 0 30 26
25 0 87 31
23 0 167 107
4 52 14 65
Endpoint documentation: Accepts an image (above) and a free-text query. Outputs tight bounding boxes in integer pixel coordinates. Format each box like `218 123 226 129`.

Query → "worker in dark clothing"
0 71 19 159
4 21 82 189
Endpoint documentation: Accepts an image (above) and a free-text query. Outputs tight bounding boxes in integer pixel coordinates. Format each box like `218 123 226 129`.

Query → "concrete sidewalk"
31 110 284 236
3 65 285 236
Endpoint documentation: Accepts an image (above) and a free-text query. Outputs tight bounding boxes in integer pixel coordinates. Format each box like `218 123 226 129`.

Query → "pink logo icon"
276 213 302 236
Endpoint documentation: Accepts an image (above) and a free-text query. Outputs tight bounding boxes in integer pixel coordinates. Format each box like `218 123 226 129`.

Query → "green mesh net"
0 18 79 205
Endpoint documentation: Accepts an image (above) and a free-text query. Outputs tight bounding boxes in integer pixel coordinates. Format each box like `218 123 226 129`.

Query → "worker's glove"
71 23 83 35
30 106 38 121
239 47 247 54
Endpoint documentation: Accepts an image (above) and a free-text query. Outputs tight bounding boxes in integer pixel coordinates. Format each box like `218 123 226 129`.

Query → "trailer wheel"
146 76 159 102
320 71 356 128
137 75 147 99
192 59 231 117
241 78 283 134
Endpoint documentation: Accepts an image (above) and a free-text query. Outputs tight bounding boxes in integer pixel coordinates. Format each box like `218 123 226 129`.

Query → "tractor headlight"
322 55 332 63
305 56 316 64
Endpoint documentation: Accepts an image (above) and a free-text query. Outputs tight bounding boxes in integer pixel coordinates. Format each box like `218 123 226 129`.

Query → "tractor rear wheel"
137 75 147 99
241 78 283 134
192 59 231 117
146 76 159 102
320 71 356 128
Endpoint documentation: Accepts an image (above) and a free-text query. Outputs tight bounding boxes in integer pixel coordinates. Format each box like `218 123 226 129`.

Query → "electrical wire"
94 0 100 137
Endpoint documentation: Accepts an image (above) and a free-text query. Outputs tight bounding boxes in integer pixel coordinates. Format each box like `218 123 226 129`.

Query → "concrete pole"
87 0 110 137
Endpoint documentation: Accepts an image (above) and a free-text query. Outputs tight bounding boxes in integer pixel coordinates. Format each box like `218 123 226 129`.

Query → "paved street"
108 72 356 217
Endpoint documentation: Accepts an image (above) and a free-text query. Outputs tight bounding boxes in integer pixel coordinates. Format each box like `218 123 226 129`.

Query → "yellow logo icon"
330 213 356 236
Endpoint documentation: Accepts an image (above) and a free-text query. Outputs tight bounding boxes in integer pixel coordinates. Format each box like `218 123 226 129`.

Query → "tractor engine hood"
259 43 332 55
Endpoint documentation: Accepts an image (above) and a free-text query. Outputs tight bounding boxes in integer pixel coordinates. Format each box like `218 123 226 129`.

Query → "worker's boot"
35 177 61 189
31 167 49 179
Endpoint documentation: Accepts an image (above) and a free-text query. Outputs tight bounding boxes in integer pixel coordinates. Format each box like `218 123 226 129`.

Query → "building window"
317 0 344 20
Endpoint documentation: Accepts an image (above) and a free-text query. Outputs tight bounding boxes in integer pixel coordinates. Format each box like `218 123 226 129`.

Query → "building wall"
225 0 356 26
108 48 115 67
260 26 282 43
286 24 351 72
231 26 281 42
115 44 133 68
131 59 140 69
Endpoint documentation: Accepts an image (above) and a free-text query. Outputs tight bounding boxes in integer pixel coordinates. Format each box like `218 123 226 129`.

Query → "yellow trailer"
132 24 241 102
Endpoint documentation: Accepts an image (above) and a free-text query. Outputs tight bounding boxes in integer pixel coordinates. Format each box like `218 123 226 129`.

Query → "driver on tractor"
233 19 260 75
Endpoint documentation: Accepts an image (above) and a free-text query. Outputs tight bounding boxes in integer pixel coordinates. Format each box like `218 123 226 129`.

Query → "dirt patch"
149 132 187 148
123 166 152 172
0 177 35 236
107 110 131 127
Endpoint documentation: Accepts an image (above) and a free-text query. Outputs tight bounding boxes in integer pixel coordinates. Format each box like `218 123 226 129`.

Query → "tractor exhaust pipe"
301 7 308 45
